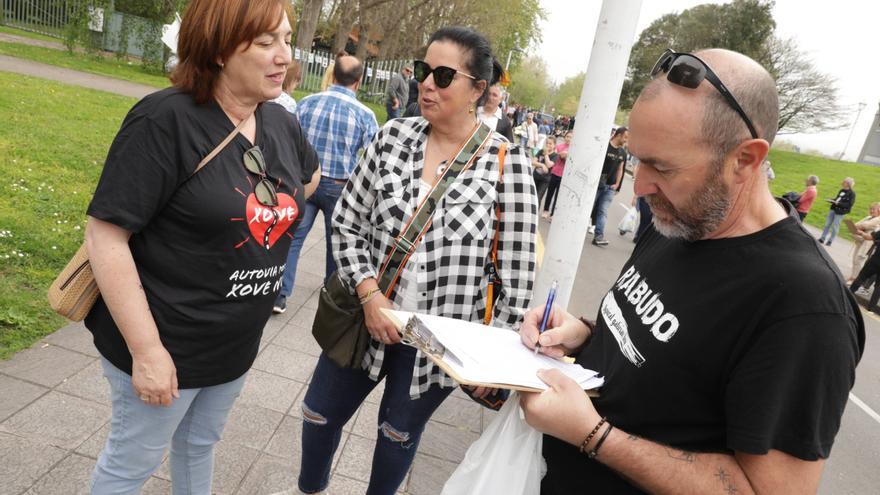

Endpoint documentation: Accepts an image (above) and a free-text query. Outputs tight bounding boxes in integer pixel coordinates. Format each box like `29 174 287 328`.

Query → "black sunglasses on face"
651 49 759 139
412 60 477 89
243 146 279 207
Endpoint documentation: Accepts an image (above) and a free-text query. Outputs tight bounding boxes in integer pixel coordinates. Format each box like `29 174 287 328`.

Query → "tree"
549 72 584 116
299 0 545 62
621 0 775 109
295 0 326 51
507 56 552 108
619 0 843 134
767 36 846 133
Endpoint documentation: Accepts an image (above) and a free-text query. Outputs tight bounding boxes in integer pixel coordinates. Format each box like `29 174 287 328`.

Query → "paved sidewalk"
0 32 67 50
0 54 159 99
0 226 494 494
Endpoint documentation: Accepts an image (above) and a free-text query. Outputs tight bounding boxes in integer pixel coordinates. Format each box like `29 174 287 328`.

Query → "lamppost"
505 46 525 71
840 102 867 160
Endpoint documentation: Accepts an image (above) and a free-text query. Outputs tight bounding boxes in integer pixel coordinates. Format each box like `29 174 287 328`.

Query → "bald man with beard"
517 49 865 494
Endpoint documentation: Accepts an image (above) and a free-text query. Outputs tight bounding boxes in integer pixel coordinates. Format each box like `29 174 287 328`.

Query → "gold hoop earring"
468 107 474 114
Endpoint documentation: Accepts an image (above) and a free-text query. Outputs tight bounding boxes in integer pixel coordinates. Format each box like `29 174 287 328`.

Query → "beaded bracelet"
359 288 381 305
578 417 607 454
588 424 613 459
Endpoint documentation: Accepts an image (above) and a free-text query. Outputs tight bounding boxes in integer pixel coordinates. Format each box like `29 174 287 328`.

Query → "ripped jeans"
298 346 454 494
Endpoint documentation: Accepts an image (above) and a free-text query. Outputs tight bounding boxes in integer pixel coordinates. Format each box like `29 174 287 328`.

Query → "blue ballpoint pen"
534 280 558 355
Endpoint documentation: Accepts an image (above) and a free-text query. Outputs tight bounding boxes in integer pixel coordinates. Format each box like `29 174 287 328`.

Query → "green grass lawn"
767 149 880 240
0 41 171 87
0 72 137 358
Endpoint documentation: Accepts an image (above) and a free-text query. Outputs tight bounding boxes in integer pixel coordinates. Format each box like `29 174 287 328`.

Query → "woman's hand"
362 293 401 345
519 304 592 358
131 344 180 407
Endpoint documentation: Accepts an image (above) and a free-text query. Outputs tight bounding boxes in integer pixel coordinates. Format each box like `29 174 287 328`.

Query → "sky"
534 0 880 160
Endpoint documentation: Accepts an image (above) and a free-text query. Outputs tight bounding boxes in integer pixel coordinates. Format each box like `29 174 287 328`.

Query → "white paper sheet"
389 310 604 391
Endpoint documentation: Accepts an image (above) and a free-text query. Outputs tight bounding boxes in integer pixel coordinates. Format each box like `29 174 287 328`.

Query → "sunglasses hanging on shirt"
413 60 477 89
650 49 759 140
243 146 279 207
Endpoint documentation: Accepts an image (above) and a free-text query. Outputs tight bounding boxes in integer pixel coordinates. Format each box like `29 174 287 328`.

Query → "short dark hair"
171 0 293 104
333 55 364 87
427 26 503 107
612 126 628 138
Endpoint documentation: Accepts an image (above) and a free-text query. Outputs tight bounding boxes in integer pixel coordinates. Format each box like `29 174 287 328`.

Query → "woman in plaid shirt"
294 27 538 494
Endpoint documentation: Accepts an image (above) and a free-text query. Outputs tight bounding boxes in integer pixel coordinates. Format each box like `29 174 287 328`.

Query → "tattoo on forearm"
664 447 696 463
715 467 738 494
627 433 640 441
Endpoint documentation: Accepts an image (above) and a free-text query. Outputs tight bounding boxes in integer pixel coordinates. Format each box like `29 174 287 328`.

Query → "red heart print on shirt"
246 193 299 249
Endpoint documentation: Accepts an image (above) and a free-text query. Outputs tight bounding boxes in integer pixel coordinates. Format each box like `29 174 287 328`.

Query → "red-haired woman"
84 0 319 491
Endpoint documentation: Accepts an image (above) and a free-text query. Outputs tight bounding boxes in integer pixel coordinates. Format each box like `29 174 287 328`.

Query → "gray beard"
646 172 731 242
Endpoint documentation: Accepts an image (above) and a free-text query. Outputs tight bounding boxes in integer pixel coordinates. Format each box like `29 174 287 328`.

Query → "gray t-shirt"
386 72 409 107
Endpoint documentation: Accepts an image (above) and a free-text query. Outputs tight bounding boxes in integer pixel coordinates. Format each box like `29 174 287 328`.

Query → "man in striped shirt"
274 54 379 314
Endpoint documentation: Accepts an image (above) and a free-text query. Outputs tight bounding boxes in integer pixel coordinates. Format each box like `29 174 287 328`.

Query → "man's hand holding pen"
519 304 592 358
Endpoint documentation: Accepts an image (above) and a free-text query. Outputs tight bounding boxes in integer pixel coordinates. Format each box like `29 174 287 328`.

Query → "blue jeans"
280 177 344 298
820 210 845 244
385 103 400 120
298 347 454 494
91 358 246 494
593 185 615 237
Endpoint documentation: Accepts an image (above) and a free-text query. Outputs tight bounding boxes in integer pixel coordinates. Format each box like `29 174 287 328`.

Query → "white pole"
535 0 643 309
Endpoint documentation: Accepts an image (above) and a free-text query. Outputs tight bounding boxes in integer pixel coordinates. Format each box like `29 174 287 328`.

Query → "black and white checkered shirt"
331 117 538 398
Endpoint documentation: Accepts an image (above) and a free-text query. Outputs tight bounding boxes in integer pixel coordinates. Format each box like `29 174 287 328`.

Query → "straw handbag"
47 114 251 321
48 244 97 321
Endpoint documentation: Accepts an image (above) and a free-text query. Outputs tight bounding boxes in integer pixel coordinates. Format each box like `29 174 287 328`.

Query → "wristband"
578 416 607 454
359 288 381 305
588 424 613 459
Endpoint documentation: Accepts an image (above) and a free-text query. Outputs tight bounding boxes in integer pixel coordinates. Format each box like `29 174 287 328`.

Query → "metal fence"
294 47 409 105
2 0 77 37
2 1 408 100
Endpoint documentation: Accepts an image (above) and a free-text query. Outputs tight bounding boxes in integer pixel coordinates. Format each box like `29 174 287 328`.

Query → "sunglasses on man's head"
412 60 476 89
651 49 759 139
243 146 279 207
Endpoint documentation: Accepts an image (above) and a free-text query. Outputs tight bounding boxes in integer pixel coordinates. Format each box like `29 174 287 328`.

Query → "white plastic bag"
441 392 543 495
618 206 638 235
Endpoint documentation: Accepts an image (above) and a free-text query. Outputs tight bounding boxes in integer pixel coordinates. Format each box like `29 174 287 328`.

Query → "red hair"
170 0 294 104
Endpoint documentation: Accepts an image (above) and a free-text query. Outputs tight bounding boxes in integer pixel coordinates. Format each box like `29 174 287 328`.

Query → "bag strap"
483 142 506 324
377 122 494 294
191 112 253 177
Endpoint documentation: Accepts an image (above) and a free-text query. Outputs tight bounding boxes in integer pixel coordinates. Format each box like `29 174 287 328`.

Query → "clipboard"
843 219 861 236
382 309 603 395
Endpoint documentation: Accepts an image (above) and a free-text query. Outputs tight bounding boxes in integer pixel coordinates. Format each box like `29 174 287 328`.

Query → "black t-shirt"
830 188 856 214
542 206 865 494
85 88 319 388
534 149 557 177
600 143 627 186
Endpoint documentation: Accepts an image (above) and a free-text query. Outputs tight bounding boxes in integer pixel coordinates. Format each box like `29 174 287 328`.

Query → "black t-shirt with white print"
541 205 865 494
85 88 319 388
600 142 627 186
